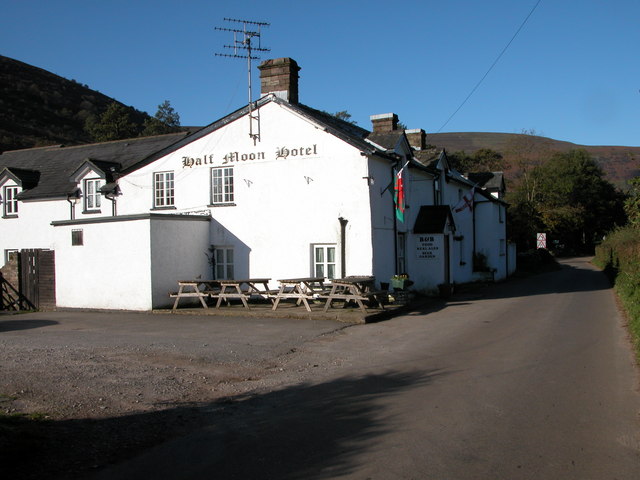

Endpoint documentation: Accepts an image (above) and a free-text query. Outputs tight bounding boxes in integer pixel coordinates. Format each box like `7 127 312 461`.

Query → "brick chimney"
405 128 427 150
370 113 399 133
258 58 300 104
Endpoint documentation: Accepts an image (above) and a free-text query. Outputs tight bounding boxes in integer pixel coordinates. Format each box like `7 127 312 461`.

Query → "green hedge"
594 227 640 360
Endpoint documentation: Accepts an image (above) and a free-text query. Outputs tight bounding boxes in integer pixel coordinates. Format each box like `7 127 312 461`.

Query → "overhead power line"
435 0 543 133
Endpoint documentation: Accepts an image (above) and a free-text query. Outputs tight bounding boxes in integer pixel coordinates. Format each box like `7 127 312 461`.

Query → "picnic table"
323 276 386 312
170 280 220 311
214 278 272 309
271 277 328 312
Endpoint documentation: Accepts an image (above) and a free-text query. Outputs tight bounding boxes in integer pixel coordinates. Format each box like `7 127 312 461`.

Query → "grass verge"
594 227 640 361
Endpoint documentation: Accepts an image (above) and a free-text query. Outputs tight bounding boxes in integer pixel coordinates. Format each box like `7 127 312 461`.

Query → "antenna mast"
215 17 270 144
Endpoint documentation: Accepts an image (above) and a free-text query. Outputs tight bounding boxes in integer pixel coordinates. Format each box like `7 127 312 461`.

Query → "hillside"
426 132 640 189
0 55 150 152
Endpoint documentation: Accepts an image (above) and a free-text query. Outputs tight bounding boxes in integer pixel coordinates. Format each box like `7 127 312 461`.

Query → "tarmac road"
89 257 640 480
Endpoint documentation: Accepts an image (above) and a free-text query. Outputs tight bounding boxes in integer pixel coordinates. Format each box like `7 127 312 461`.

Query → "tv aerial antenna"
215 17 270 144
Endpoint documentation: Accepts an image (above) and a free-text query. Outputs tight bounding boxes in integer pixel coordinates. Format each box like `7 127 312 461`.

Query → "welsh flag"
394 168 405 222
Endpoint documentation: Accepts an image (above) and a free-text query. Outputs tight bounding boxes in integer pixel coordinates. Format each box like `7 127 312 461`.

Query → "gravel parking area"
0 310 349 479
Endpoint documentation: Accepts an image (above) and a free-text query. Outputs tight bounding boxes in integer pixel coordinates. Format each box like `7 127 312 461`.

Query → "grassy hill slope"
426 132 640 188
0 55 150 152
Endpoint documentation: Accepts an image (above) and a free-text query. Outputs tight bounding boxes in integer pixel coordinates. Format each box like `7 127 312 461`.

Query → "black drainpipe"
339 217 348 278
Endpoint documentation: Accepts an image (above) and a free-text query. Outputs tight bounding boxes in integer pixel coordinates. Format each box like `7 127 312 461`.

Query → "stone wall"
0 252 19 287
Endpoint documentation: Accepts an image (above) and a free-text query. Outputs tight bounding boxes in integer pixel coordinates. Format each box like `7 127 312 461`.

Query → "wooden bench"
170 280 219 310
323 277 386 312
271 277 328 312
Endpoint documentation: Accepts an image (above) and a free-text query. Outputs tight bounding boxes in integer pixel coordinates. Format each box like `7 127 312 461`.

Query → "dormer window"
84 178 103 212
3 185 19 217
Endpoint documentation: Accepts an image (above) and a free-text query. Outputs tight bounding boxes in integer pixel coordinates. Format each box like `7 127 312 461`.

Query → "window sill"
2 214 18 219
82 210 102 215
151 206 177 211
208 203 236 208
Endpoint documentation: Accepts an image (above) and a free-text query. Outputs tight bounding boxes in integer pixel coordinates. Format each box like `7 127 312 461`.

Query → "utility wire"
435 0 542 133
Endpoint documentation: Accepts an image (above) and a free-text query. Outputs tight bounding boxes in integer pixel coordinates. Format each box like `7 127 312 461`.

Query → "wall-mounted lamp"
304 176 314 184
66 188 81 220
362 176 375 186
244 179 253 187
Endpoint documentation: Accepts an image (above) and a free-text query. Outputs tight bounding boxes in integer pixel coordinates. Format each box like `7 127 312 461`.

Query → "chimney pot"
370 113 399 133
258 57 301 104
405 128 427 150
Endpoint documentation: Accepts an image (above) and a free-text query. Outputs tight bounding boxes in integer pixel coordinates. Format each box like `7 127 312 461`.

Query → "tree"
85 102 140 142
322 110 358 125
624 177 640 227
532 149 625 252
448 148 507 173
504 129 553 204
142 100 181 136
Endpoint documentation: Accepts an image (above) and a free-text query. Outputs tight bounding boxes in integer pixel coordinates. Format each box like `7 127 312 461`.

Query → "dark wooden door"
20 249 56 310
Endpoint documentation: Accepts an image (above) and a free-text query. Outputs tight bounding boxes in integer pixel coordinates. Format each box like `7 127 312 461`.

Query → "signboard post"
537 233 547 249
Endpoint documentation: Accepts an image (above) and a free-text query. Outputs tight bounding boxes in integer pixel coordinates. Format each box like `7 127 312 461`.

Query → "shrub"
594 227 640 360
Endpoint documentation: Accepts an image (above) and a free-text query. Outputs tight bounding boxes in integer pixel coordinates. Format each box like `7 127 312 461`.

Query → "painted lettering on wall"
182 154 215 168
275 144 318 159
181 144 319 168
417 235 439 259
222 151 266 164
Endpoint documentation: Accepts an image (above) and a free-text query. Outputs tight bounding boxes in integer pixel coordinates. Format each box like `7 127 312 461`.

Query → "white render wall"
53 214 210 310
0 197 67 267
474 201 508 281
54 217 153 310
149 215 211 308
0 166 120 268
118 102 382 288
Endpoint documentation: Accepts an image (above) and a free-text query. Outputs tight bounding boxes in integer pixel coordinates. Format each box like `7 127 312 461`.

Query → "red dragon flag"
394 166 406 222
454 187 475 214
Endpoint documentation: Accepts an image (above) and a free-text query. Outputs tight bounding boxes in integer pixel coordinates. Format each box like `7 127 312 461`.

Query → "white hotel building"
0 58 513 311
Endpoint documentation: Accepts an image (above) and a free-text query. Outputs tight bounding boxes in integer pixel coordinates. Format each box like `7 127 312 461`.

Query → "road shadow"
3 369 446 480
0 319 58 332
392 257 610 318
482 258 610 299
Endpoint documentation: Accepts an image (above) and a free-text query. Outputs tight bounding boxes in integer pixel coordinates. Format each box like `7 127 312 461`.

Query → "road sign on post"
537 233 547 249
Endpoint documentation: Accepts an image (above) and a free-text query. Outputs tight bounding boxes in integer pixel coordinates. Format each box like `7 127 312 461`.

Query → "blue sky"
1 0 639 146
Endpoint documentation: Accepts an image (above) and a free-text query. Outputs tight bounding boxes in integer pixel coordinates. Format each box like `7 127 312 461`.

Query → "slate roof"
366 131 405 151
468 171 505 191
0 132 191 200
0 94 402 201
120 94 395 176
0 166 40 189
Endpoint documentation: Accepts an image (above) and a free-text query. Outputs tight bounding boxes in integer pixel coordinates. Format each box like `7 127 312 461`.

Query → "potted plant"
391 274 413 290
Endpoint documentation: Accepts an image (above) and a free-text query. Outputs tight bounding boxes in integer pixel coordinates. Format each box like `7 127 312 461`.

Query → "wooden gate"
20 249 56 310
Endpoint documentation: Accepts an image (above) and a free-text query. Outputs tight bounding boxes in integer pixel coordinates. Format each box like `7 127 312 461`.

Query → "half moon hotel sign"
182 144 318 168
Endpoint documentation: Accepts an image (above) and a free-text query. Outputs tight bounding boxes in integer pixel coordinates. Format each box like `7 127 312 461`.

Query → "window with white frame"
500 239 506 256
458 237 465 265
3 185 19 217
153 171 174 208
214 247 234 279
83 178 102 211
313 244 336 279
211 167 234 204
434 178 441 205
